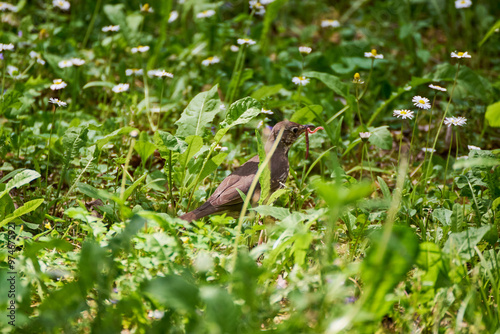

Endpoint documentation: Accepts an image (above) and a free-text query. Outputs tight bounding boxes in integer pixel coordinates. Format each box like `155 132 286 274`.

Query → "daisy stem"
364 142 375 185
158 79 165 127
142 69 156 131
355 85 364 130
442 129 453 201
46 105 57 184
360 141 365 181
424 62 461 185
358 58 374 100
82 0 102 48
408 111 418 164
452 130 459 194
229 45 248 104
397 122 404 170
121 137 136 202
1 53 7 99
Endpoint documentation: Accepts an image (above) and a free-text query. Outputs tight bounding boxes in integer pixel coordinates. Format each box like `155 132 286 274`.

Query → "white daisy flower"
455 0 472 8
147 69 159 77
249 1 266 16
125 68 143 76
102 25 120 32
429 84 446 92
130 130 140 138
201 56 220 66
58 60 73 68
364 49 384 59
0 43 14 52
0 2 17 12
140 3 153 13
219 104 226 111
299 46 312 54
444 116 467 127
49 98 67 107
215 144 228 152
131 45 150 53
50 79 67 90
147 310 164 319
196 9 216 19
70 58 85 66
112 83 130 93
257 120 264 128
169 10 178 23
261 108 273 115
321 19 340 28
237 38 256 45
292 76 310 86
53 0 70 11
153 70 174 78
468 145 481 150
29 51 46 65
7 65 19 78
359 132 371 140
230 45 239 52
260 0 275 3
393 109 414 120
412 95 431 109
451 51 471 59
421 148 436 153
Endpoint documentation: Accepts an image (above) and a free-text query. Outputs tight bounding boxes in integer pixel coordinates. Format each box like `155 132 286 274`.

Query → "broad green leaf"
443 226 495 260
361 226 419 318
134 132 156 162
175 85 222 138
76 182 113 202
0 169 40 200
251 205 290 220
96 127 137 150
303 71 348 98
187 153 228 190
143 275 200 312
200 287 239 333
154 130 188 155
178 135 204 168
214 97 261 142
290 105 323 124
368 126 392 150
122 173 148 200
377 176 391 200
251 84 283 100
485 101 500 127
0 198 44 228
432 208 452 226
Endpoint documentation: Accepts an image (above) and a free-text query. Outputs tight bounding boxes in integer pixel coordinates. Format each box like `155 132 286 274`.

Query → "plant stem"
82 0 102 48
46 105 57 184
121 137 136 201
424 62 461 185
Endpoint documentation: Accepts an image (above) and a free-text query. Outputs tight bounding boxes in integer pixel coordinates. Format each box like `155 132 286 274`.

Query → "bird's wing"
209 155 260 208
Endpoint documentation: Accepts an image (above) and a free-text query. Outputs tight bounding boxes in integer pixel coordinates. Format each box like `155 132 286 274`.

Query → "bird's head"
266 121 313 152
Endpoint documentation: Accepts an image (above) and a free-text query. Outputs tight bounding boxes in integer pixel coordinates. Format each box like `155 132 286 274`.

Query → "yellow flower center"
419 99 425 104
457 52 464 56
354 73 360 80
371 49 377 55
55 79 62 84
142 4 150 11
401 110 407 115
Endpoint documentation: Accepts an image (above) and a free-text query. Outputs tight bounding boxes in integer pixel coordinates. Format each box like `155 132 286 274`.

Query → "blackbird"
180 121 314 222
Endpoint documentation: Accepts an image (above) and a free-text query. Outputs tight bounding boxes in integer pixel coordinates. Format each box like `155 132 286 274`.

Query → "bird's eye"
292 127 298 134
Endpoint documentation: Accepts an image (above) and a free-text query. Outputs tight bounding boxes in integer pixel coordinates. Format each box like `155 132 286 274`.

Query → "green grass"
1 0 500 333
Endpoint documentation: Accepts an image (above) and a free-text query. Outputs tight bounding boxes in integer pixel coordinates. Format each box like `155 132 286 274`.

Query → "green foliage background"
0 0 499 332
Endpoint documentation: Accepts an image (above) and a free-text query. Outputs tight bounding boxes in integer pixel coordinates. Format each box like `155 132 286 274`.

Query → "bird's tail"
179 202 218 222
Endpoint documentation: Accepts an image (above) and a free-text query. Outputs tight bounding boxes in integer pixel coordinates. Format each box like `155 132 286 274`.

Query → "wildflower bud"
359 132 371 142
130 130 139 138
353 72 364 84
